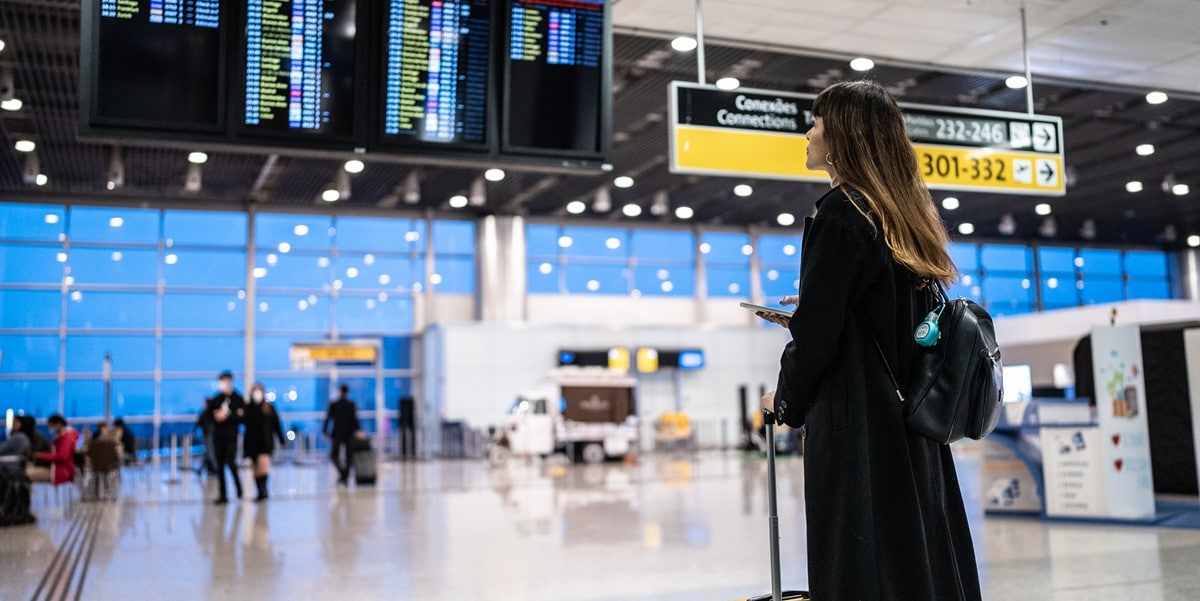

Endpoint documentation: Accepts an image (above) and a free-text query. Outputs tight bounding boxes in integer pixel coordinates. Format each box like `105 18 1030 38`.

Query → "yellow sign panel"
636 347 659 373
290 344 377 363
670 82 1066 197
674 125 825 180
607 347 630 371
914 145 1065 195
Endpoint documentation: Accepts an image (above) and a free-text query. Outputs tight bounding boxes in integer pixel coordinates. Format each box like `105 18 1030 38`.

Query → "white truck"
492 367 639 464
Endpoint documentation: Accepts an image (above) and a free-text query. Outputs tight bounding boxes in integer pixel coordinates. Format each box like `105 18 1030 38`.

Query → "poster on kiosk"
1045 325 1156 520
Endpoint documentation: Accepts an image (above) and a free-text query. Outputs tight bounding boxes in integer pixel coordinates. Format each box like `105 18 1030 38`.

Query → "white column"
475 215 527 322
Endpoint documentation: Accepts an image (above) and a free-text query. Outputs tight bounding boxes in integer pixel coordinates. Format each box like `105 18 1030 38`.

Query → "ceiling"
0 0 1198 247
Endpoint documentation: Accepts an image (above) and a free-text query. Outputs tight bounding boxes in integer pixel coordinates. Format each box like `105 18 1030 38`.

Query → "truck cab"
498 367 639 464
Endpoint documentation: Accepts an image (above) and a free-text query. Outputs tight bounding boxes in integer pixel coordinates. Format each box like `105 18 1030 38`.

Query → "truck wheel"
488 443 510 466
581 442 606 465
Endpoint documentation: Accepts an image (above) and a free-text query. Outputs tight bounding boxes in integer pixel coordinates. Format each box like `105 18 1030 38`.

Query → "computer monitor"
1002 364 1033 403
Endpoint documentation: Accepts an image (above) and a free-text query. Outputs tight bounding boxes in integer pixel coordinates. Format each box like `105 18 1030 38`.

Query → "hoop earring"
825 153 836 165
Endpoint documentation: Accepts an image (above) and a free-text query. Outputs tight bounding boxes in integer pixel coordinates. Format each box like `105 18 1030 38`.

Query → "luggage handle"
765 410 782 601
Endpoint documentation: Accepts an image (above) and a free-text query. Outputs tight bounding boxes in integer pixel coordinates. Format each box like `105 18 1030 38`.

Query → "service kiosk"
982 326 1158 522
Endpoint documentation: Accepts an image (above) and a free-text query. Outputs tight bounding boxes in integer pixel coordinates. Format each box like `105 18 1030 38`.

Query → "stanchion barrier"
181 433 193 472
165 434 181 484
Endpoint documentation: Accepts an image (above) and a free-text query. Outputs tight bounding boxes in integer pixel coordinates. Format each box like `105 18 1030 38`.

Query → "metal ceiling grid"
0 4 1198 248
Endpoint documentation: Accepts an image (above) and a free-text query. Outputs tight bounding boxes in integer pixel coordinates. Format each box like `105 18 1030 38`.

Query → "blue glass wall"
0 204 464 442
0 199 1180 437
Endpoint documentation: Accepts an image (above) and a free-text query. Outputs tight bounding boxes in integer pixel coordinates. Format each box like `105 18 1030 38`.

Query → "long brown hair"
812 81 956 285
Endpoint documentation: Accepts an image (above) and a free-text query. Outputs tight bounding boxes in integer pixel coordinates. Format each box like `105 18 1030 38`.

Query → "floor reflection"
1 452 1198 600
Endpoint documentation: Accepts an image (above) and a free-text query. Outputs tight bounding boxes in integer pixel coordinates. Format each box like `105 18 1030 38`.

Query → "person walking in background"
243 383 286 501
194 404 218 476
111 418 137 464
759 81 981 600
0 415 31 458
32 414 80 486
21 416 50 456
323 385 360 487
203 371 245 504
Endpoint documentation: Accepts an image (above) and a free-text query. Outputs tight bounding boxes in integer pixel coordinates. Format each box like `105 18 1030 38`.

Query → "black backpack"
874 285 1004 444
0 461 36 527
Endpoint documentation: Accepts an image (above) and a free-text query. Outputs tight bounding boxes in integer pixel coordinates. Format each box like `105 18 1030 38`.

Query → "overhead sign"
669 81 1066 196
289 343 377 368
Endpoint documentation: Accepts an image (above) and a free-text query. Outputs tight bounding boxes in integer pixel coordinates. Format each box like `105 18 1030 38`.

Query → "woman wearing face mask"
242 383 286 502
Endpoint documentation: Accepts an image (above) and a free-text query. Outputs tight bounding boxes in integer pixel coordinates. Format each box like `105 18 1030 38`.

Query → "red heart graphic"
1112 433 1121 446
1114 459 1124 471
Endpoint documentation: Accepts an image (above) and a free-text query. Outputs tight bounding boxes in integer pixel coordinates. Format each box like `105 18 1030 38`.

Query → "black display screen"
380 0 491 147
83 0 610 167
241 0 358 140
503 0 604 155
93 0 225 131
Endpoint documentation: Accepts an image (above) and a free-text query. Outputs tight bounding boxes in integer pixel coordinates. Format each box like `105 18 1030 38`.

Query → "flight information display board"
81 0 611 168
91 0 225 131
379 0 491 147
503 0 606 156
241 0 359 140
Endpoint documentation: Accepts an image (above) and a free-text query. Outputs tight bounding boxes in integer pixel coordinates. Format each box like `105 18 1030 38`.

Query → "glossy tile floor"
3 451 1200 600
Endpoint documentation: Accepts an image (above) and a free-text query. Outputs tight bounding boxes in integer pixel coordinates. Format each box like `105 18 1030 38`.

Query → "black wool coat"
242 401 285 458
773 185 982 601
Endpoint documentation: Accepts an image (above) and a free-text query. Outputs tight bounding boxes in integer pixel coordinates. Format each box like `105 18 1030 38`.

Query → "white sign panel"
1042 427 1106 517
1182 328 1200 500
983 439 1042 513
1091 325 1156 520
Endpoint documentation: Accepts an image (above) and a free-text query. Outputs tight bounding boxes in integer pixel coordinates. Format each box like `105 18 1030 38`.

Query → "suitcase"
352 440 376 485
737 413 809 601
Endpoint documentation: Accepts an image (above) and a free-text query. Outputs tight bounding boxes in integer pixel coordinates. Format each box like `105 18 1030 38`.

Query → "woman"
242 384 285 501
33 414 80 486
761 81 981 600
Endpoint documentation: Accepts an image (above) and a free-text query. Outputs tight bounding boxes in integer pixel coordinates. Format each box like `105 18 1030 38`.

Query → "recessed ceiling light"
484 168 505 182
1174 184 1191 196
344 159 365 173
957 222 975 235
35 173 47 186
849 57 875 72
14 139 35 152
941 197 960 210
733 184 753 197
1125 181 1144 193
1005 75 1028 89
613 176 634 189
0 40 6 53
558 235 573 248
293 225 309 236
566 200 586 214
1034 203 1052 216
0 98 22 111
1145 91 1168 105
1190 235 1200 248
448 194 468 208
671 36 697 52
674 206 693 220
777 213 795 226
321 189 340 202
1135 144 1155 156
622 203 642 217
715 77 740 90
187 151 208 164
109 217 124 228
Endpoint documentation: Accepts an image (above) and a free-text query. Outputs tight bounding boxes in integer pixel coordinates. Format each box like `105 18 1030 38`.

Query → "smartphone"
739 302 793 319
